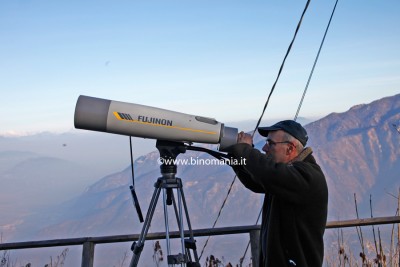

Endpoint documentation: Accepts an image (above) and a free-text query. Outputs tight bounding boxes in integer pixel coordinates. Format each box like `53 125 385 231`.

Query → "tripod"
129 140 200 267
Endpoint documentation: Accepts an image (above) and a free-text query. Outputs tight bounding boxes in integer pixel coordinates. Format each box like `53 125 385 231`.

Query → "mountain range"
1 93 399 266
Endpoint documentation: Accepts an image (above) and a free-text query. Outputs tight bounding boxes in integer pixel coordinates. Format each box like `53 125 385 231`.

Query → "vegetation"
44 248 69 267
152 241 163 267
325 190 400 266
0 243 68 267
1 187 398 267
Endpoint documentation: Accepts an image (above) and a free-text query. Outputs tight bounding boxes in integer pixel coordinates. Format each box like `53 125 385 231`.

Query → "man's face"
262 130 291 163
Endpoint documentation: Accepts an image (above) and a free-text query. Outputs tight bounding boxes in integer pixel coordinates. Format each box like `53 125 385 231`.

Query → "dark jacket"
227 143 328 267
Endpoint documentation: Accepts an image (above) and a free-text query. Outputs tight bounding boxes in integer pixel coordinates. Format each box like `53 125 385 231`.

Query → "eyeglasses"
266 138 296 147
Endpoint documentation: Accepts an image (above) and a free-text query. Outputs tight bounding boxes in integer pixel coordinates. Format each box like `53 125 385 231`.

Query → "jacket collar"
289 147 313 163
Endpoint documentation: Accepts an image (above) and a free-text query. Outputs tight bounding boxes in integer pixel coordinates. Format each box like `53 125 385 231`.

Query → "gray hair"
282 132 304 154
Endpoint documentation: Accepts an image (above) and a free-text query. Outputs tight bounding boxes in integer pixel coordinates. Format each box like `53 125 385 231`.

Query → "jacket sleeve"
230 164 265 194
226 143 324 204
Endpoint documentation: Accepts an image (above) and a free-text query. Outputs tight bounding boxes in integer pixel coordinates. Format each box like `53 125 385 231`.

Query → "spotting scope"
74 95 238 151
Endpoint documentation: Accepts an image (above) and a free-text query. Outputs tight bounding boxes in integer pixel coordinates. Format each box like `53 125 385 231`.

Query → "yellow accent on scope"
113 112 218 135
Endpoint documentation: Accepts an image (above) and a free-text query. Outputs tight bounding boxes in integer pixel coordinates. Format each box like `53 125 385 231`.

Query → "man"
226 120 328 267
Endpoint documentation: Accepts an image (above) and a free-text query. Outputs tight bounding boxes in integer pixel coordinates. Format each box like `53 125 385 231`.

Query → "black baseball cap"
258 120 308 146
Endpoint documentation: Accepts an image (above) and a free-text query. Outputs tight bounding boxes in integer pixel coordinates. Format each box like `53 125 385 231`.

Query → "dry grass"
325 189 400 267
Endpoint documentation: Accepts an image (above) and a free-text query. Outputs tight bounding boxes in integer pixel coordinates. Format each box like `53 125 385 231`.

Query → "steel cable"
294 0 339 121
240 0 339 264
198 0 312 261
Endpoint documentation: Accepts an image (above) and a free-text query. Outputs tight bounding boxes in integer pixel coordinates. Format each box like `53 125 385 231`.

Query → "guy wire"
198 0 311 261
240 0 339 264
294 0 339 121
252 0 311 135
198 174 238 260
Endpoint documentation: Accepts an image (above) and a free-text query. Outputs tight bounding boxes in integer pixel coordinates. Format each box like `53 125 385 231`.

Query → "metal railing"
1 216 399 267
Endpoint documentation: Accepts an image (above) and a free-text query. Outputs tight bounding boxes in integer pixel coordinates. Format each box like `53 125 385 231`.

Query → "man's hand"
237 131 253 145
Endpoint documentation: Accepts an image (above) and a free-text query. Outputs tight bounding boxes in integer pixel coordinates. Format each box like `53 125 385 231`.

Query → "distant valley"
1 94 399 266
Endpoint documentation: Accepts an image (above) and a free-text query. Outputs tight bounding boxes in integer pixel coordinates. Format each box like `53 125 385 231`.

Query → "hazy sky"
1 0 399 136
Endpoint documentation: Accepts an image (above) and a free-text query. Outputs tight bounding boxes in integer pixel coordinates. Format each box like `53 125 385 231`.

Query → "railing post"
249 229 260 267
81 241 95 267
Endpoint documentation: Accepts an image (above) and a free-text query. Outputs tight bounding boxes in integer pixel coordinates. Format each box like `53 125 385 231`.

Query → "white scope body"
74 95 238 151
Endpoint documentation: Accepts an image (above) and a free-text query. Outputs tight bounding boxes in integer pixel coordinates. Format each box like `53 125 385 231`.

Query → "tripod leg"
162 187 172 258
177 188 187 258
169 189 189 266
129 186 162 267
170 178 200 266
179 186 200 264
171 193 182 231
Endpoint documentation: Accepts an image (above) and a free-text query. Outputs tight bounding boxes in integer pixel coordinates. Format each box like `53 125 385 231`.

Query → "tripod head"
156 140 230 175
156 140 189 206
156 140 187 176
